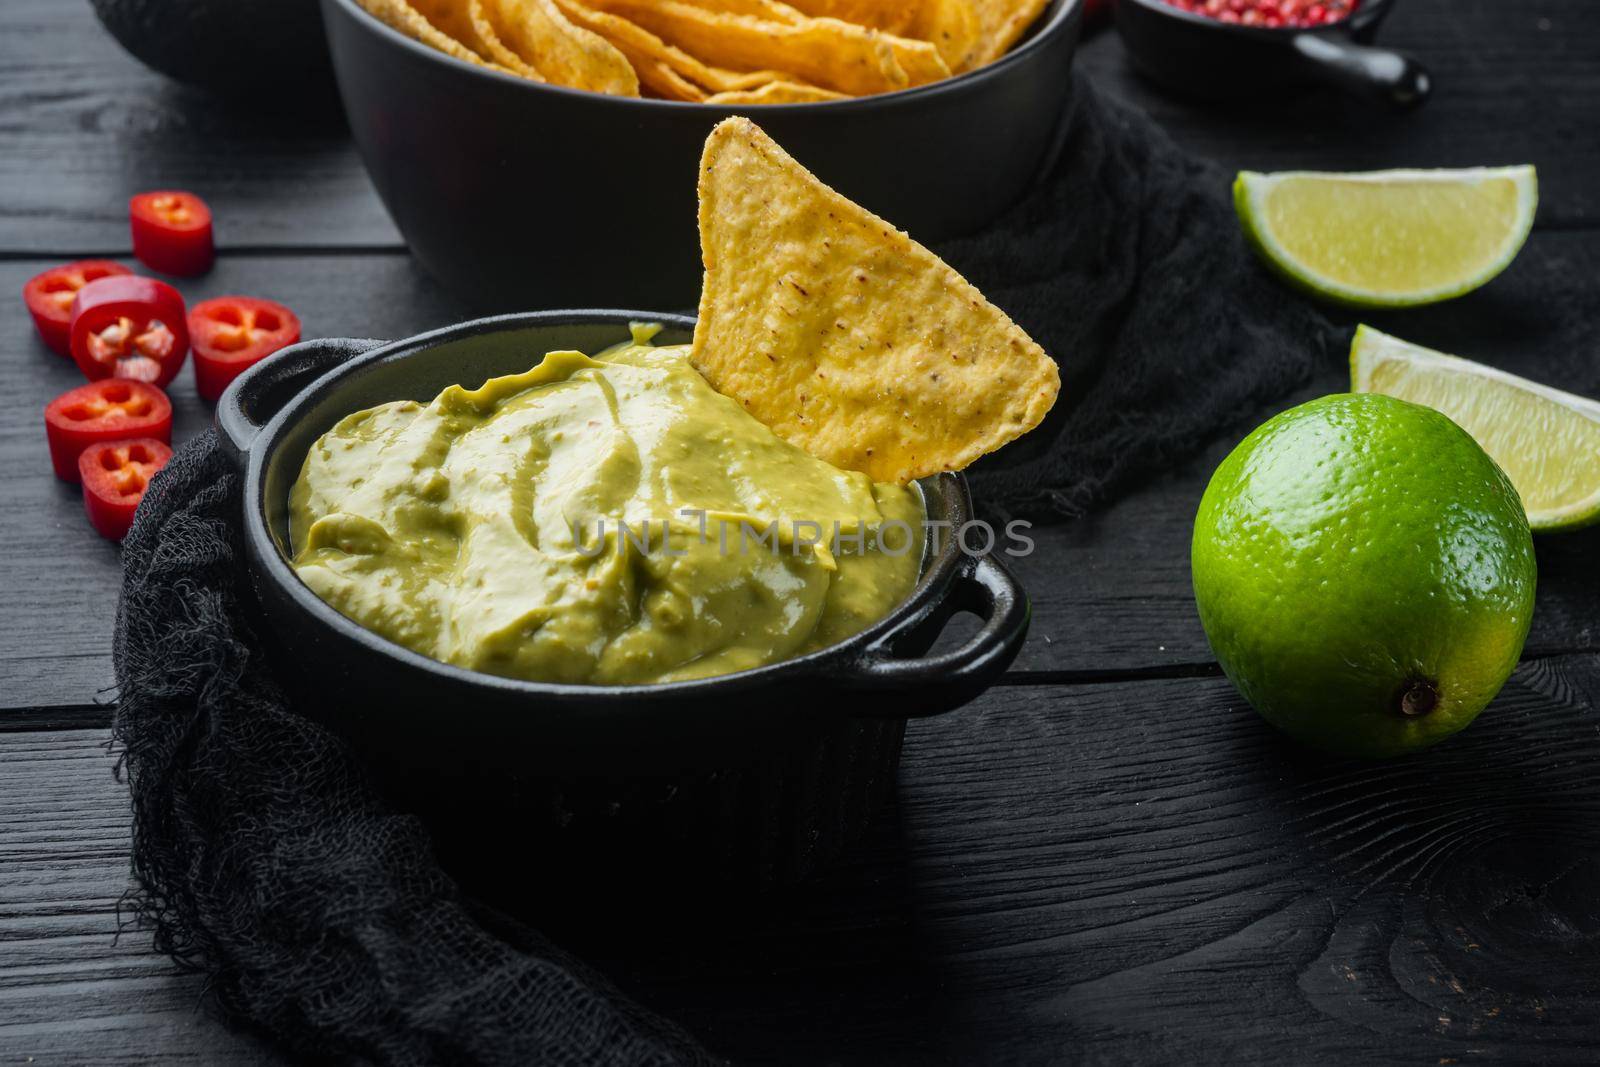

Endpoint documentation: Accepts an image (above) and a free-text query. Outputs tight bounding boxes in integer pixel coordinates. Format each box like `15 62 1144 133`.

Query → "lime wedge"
1235 166 1537 308
1351 326 1600 531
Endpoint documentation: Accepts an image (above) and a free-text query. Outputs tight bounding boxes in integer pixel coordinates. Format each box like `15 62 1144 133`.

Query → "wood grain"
0 255 467 710
0 0 398 254
4 658 1596 1063
3 0 1599 1060
1078 0 1600 230
0 731 277 1064
571 655 1600 1062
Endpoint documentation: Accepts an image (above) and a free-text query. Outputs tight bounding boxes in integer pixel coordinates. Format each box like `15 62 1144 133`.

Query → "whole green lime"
1192 393 1536 759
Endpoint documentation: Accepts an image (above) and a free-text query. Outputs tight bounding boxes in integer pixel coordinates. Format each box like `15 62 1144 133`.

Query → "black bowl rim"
1121 0 1392 37
241 309 979 702
325 0 1082 112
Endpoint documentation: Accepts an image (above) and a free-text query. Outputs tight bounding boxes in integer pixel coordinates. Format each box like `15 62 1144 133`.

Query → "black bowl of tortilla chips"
321 0 1082 309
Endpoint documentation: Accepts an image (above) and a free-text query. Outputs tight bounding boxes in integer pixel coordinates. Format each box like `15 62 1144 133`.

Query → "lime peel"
1235 166 1538 308
1352 326 1600 533
1192 393 1536 759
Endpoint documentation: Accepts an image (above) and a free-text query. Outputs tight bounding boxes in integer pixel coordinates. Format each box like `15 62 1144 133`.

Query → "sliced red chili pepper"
130 190 215 276
69 274 190 388
79 438 173 541
44 380 173 482
189 296 303 402
21 260 133 357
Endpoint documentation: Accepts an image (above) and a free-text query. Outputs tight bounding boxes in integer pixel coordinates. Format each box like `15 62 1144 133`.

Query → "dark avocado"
89 0 333 96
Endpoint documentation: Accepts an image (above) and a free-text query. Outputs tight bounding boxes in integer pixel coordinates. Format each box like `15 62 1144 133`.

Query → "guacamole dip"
289 326 924 685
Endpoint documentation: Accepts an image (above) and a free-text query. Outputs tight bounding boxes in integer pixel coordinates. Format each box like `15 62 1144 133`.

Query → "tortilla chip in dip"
481 0 640 94
691 118 1060 485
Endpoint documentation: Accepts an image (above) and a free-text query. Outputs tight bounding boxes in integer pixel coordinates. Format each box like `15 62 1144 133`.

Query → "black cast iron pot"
320 0 1083 311
1117 0 1430 109
217 310 1030 883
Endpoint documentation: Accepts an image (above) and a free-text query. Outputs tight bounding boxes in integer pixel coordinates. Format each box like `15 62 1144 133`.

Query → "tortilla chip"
401 0 547 78
481 0 640 94
723 0 951 83
678 0 803 19
552 1 793 93
878 29 951 85
706 81 847 104
907 0 982 71
358 0 509 70
784 0 978 72
968 0 1051 65
465 0 549 77
635 56 711 99
711 67 806 90
775 0 915 33
580 0 909 95
408 0 488 51
692 119 1059 484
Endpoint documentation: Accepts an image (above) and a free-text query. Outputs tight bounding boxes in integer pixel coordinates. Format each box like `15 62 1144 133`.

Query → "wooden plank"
0 0 398 254
4 225 1598 708
4 656 1597 1061
1078 0 1600 229
0 254 468 710
1 0 1597 254
0 731 278 1064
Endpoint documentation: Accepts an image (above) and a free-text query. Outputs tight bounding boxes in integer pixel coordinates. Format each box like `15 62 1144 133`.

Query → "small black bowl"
320 0 1083 311
216 310 1031 882
1117 0 1430 109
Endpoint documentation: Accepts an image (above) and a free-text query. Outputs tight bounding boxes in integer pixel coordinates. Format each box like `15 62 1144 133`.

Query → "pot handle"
216 337 387 467
1289 33 1431 110
842 553 1030 717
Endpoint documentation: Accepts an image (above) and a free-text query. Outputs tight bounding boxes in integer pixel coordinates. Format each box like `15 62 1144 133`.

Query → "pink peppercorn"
1163 0 1357 28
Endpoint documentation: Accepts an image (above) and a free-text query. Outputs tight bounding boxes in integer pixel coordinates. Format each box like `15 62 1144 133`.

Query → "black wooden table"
3 2 1598 1062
